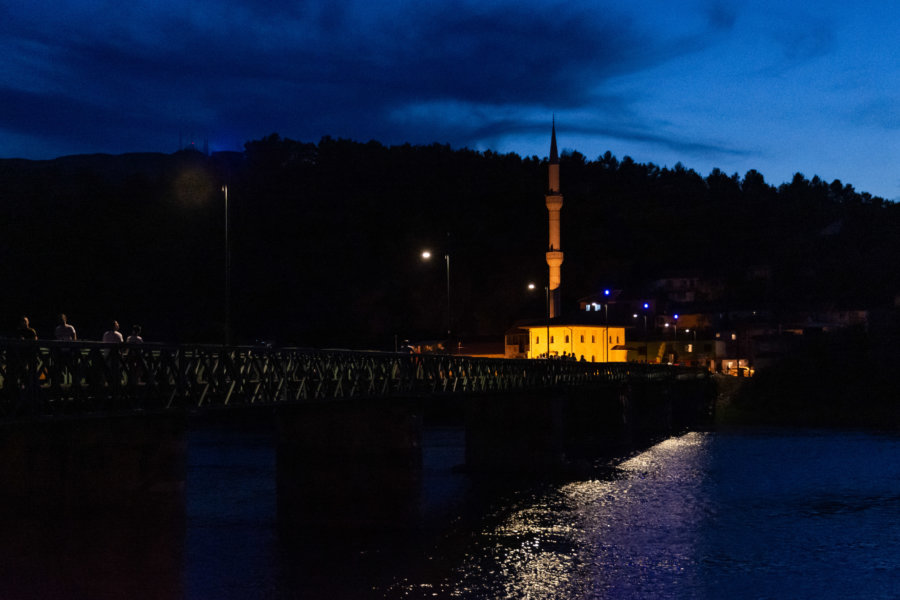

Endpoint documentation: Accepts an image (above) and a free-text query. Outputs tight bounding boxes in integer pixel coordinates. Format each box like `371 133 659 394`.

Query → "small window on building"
580 335 584 343
616 336 620 343
565 335 569 343
591 355 595 362
550 336 554 343
608 336 612 344
591 335 595 343
536 336 540 344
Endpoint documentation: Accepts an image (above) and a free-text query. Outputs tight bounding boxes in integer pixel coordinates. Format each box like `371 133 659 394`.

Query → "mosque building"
509 121 628 362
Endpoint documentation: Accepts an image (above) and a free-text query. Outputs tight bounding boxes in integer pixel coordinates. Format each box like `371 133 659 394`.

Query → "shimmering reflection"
446 432 712 599
421 429 900 600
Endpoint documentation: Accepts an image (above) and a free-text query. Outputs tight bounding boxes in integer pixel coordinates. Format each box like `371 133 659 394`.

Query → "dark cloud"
762 12 837 68
0 0 746 158
0 85 177 146
703 1 739 30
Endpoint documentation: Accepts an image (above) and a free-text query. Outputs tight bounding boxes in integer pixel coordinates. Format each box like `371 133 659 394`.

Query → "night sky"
4 0 900 200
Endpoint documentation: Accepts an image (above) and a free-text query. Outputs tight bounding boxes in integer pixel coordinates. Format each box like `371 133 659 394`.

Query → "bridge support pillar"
276 399 423 530
465 389 567 473
564 383 633 458
626 381 673 442
0 413 187 515
625 376 716 442
0 413 186 598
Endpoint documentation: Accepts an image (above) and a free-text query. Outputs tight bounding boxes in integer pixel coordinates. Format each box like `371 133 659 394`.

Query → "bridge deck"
0 340 709 418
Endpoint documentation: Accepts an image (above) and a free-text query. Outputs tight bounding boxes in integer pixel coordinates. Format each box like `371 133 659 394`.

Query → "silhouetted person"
54 313 77 341
102 320 123 343
126 325 143 344
125 325 144 383
13 317 38 395
16 317 37 340
54 314 77 386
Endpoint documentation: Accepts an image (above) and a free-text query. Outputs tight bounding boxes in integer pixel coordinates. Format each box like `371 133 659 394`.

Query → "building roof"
511 313 634 329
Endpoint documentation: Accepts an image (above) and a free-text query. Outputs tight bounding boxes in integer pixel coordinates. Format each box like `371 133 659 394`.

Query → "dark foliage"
2 136 898 348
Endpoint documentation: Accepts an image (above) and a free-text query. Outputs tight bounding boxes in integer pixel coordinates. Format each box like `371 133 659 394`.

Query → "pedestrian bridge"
0 339 709 418
0 339 716 523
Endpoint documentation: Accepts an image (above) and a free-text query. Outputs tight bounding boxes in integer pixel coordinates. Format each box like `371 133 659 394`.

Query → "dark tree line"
1 134 898 348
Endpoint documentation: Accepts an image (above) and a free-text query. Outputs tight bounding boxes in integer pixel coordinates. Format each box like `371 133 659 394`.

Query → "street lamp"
633 312 648 362
422 249 451 341
528 282 550 358
222 185 231 346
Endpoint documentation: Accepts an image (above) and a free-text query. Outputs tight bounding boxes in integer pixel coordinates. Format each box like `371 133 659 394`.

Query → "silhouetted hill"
2 135 898 348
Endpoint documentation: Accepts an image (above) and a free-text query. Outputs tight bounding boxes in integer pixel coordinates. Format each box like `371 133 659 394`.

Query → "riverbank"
714 367 900 430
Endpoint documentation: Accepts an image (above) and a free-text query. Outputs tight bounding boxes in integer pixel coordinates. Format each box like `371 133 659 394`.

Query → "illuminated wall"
526 325 627 362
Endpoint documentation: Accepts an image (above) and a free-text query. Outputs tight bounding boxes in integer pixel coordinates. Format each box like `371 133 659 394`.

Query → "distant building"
504 327 530 359
509 316 628 362
623 338 727 369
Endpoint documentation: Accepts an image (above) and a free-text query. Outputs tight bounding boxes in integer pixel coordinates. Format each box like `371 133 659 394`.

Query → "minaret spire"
550 116 559 165
545 119 564 318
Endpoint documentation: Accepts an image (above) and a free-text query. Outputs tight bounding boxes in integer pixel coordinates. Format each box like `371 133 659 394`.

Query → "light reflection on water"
439 432 712 599
412 430 900 600
3 424 900 599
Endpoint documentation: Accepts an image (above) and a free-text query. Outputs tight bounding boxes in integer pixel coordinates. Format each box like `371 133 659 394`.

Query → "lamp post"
528 282 550 358
222 185 231 346
633 313 647 363
422 250 451 341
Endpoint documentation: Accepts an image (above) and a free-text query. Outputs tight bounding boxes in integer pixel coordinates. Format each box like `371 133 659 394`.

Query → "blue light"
604 289 610 296
674 314 679 320
643 302 649 309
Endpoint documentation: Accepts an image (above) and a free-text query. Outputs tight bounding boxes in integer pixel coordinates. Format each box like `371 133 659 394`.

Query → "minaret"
545 120 564 318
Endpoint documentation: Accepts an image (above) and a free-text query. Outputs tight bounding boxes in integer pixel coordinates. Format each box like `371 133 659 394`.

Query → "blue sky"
3 0 900 199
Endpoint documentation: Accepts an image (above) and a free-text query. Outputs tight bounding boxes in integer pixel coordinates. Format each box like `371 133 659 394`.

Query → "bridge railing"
0 340 709 418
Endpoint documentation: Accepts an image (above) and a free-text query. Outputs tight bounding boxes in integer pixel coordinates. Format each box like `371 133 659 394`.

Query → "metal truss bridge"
0 340 710 419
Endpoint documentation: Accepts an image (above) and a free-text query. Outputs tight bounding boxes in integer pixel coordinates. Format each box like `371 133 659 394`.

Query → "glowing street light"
633 312 648 363
422 249 451 340
528 282 550 358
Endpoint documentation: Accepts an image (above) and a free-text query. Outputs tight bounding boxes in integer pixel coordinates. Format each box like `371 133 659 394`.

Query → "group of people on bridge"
12 314 144 344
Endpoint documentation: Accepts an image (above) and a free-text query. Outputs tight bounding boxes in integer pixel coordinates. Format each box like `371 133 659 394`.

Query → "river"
2 423 900 598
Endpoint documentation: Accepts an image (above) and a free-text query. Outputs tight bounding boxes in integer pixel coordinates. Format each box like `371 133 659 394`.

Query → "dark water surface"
2 424 900 598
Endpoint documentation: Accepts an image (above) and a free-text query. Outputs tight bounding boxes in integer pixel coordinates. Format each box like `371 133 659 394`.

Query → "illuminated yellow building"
523 322 628 362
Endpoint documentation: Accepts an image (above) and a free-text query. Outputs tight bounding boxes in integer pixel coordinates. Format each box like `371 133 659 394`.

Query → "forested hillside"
2 134 898 348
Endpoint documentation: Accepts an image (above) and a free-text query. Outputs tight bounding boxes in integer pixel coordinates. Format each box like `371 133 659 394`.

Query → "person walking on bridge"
126 325 143 344
16 317 37 340
54 313 77 386
54 314 77 341
102 321 123 343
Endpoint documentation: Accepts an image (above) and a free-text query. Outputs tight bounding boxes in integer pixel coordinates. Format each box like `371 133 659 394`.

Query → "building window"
591 355 595 362
591 335 595 343
580 335 584 343
550 336 554 343
536 336 540 344
608 336 611 344
616 336 620 343
565 335 570 343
